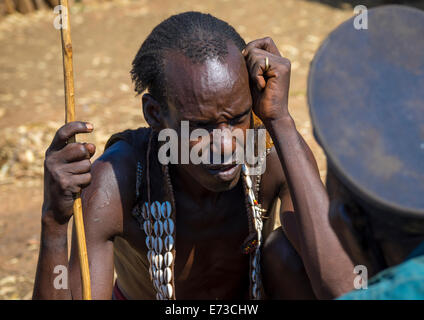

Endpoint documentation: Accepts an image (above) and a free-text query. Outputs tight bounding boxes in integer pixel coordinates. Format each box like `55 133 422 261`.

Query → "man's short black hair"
130 11 246 108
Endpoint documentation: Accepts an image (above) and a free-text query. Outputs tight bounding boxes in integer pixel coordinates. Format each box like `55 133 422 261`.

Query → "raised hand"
42 121 95 225
242 37 291 124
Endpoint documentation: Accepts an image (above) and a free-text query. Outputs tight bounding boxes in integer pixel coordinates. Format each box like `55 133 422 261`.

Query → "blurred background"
0 0 423 300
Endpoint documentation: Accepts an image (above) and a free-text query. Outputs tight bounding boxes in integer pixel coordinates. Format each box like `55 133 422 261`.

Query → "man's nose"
210 124 237 163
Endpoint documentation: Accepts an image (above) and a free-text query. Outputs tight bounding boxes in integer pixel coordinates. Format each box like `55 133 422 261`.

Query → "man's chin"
200 166 242 193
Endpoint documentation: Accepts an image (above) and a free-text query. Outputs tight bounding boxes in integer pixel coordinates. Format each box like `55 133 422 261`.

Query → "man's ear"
142 93 164 131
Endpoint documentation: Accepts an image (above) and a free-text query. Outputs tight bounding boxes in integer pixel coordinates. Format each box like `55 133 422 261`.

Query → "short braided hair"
130 11 246 108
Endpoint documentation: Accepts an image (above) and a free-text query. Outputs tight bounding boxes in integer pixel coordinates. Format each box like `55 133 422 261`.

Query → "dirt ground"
0 0 421 300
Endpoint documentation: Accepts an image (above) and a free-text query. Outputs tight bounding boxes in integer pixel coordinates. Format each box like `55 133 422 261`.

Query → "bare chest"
120 187 253 299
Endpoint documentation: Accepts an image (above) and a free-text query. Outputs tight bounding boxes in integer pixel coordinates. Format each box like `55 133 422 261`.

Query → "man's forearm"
265 115 354 298
33 212 72 300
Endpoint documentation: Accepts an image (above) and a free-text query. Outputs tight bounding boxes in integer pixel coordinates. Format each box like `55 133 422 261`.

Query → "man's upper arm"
266 134 320 253
68 141 137 299
278 133 320 213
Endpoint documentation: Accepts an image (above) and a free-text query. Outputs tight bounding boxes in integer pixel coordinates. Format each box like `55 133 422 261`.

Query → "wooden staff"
59 0 92 300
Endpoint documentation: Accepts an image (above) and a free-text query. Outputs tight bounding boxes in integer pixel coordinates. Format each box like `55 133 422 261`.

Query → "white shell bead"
145 236 154 250
245 175 252 189
150 204 156 219
255 248 261 258
249 189 255 202
163 283 173 299
153 269 159 280
164 218 174 235
156 292 164 300
164 252 174 267
160 284 166 297
164 267 172 283
151 201 162 220
256 212 263 221
154 221 163 237
255 255 261 270
256 290 261 300
154 279 160 291
143 220 152 235
151 264 157 275
154 269 163 283
147 250 155 265
248 193 254 206
255 219 263 231
154 237 163 254
154 254 163 269
142 202 150 220
252 255 260 269
161 201 172 219
164 235 174 251
252 270 257 283
252 283 258 298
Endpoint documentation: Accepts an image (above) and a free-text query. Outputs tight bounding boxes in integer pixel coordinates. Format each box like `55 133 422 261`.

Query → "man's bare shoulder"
81 140 140 240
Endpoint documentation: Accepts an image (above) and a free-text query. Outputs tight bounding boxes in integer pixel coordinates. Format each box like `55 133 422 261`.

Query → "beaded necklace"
132 133 269 300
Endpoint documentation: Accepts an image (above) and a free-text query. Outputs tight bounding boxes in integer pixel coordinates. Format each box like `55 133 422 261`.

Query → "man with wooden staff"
33 11 354 300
